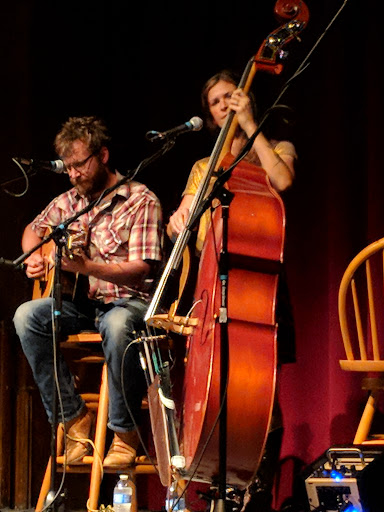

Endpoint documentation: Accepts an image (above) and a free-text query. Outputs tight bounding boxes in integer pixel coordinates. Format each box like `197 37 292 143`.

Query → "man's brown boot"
103 430 139 467
65 407 94 464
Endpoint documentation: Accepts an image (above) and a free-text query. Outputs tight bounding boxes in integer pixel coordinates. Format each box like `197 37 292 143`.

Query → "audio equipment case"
304 446 384 511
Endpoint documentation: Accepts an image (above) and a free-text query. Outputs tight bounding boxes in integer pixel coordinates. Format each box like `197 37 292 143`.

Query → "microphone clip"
145 130 164 142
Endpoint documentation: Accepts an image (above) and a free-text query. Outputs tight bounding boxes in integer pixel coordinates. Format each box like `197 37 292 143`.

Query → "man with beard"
13 116 163 467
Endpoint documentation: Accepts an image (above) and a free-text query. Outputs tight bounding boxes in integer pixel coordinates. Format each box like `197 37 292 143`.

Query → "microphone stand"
184 123 265 512
214 185 233 512
11 139 176 511
47 227 67 509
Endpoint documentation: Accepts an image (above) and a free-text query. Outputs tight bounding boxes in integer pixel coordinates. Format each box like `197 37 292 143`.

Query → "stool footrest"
56 455 157 469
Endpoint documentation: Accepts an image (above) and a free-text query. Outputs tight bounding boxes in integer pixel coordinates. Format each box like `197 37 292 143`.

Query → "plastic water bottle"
165 481 186 512
113 474 134 512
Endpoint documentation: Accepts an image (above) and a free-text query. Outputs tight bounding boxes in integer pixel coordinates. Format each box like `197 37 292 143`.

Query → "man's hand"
24 252 46 279
62 248 90 275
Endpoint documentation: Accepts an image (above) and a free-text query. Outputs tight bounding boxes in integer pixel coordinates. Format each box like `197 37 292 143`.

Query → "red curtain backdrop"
1 0 384 509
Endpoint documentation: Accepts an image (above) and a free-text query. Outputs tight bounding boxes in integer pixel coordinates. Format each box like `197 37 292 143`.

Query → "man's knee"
99 306 143 342
13 300 35 333
13 298 52 337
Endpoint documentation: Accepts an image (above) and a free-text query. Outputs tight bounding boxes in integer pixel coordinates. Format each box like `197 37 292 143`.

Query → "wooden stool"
35 333 158 512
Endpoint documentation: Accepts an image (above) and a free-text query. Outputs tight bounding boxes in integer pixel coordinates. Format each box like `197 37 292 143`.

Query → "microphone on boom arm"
146 116 203 142
13 157 66 174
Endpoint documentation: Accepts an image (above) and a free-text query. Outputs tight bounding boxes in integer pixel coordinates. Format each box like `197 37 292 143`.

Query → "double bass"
145 0 309 490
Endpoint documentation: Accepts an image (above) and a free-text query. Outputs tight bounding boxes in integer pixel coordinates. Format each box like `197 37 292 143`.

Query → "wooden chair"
35 332 158 512
338 237 384 444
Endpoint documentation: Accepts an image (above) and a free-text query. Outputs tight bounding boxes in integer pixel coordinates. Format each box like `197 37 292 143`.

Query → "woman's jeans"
13 297 148 432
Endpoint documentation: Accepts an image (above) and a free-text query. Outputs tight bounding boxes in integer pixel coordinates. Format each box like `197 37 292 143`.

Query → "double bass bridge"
146 313 198 336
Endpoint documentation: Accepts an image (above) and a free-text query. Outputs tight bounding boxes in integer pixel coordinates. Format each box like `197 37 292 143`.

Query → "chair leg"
88 363 109 512
36 420 65 511
130 470 138 512
35 458 52 512
353 390 378 444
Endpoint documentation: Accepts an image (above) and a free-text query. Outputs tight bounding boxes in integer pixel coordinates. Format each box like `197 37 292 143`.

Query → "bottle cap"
119 474 129 479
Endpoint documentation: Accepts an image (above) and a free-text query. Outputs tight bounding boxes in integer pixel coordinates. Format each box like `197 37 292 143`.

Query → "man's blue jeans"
13 297 148 432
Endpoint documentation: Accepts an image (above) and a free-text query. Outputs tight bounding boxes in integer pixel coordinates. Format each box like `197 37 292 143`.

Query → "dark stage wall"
1 0 383 509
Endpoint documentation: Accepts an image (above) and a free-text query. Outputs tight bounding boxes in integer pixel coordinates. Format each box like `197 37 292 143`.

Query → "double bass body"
180 157 285 487
144 0 309 489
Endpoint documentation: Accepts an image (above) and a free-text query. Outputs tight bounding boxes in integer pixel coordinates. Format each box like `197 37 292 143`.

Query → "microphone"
146 116 203 141
0 257 25 270
14 157 66 174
